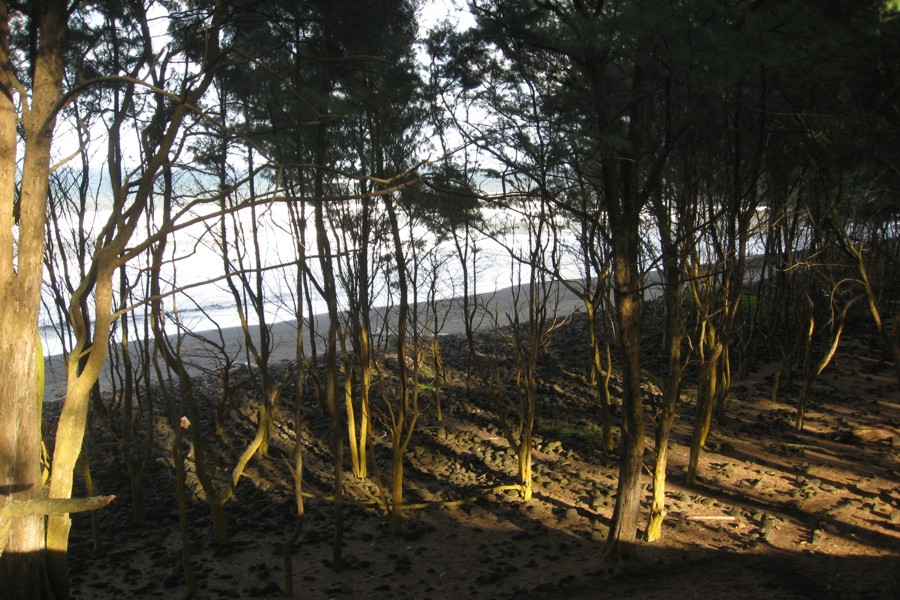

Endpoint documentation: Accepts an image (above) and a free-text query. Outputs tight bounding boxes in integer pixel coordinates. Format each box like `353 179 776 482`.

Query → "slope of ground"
56 309 900 599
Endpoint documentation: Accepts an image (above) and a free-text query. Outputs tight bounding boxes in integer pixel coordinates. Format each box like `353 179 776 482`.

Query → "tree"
2 1 227 596
1 2 70 597
456 0 677 558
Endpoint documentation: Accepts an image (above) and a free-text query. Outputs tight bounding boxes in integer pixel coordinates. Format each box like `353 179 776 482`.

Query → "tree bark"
604 223 645 561
0 2 67 597
645 198 688 542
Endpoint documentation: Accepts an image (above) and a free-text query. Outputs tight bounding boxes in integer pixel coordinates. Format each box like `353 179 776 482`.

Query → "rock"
810 529 823 545
323 581 352 595
163 569 184 589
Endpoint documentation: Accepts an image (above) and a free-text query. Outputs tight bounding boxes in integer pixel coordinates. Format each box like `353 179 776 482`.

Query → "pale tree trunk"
0 2 67 598
384 195 414 535
283 203 309 595
345 195 373 479
645 192 689 542
586 303 614 452
828 209 900 387
686 326 724 486
44 6 224 597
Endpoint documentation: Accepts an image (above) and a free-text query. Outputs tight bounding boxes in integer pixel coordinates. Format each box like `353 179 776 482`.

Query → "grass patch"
535 421 603 445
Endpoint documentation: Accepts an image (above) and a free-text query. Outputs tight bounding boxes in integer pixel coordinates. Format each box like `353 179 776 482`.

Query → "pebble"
323 581 351 595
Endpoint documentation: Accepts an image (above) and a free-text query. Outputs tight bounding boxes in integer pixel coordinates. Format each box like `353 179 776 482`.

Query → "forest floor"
54 303 900 599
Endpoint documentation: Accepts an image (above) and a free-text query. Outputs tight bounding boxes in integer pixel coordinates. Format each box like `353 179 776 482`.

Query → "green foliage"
739 293 759 314
412 164 482 227
416 377 445 392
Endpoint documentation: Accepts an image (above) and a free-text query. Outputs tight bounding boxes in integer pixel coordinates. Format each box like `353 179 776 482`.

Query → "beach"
42 279 589 403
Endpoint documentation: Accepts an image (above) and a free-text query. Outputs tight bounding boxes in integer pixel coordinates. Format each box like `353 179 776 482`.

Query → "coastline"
42 279 589 404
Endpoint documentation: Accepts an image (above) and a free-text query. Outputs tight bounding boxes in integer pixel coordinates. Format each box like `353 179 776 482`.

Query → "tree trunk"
389 439 405 536
0 3 67 597
686 335 724 486
585 301 614 452
518 426 534 501
604 227 645 561
384 194 414 534
355 196 374 478
645 214 687 542
0 329 45 600
45 6 223 592
313 121 345 570
645 414 674 542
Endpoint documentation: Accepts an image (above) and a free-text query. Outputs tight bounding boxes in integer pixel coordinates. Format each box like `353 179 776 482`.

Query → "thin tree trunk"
645 197 688 542
312 121 345 570
384 195 413 535
686 333 724 486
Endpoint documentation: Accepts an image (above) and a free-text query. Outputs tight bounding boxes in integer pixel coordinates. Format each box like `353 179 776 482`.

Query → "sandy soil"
54 304 900 599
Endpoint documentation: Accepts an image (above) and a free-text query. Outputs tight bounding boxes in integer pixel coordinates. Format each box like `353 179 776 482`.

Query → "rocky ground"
56 306 900 599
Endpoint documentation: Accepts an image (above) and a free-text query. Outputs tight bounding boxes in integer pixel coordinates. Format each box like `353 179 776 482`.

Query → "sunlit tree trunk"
585 301 615 452
384 194 414 535
828 209 900 387
45 6 224 594
686 319 724 486
351 195 374 478
563 184 616 453
645 187 690 542
0 3 66 597
219 146 280 462
452 221 479 393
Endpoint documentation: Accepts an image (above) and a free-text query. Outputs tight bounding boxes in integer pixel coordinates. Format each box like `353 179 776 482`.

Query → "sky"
419 0 476 34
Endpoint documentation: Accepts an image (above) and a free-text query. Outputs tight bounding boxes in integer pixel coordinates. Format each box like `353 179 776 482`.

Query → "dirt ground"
59 308 900 599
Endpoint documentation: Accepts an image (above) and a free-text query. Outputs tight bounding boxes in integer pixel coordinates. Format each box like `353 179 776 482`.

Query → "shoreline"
42 279 589 403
